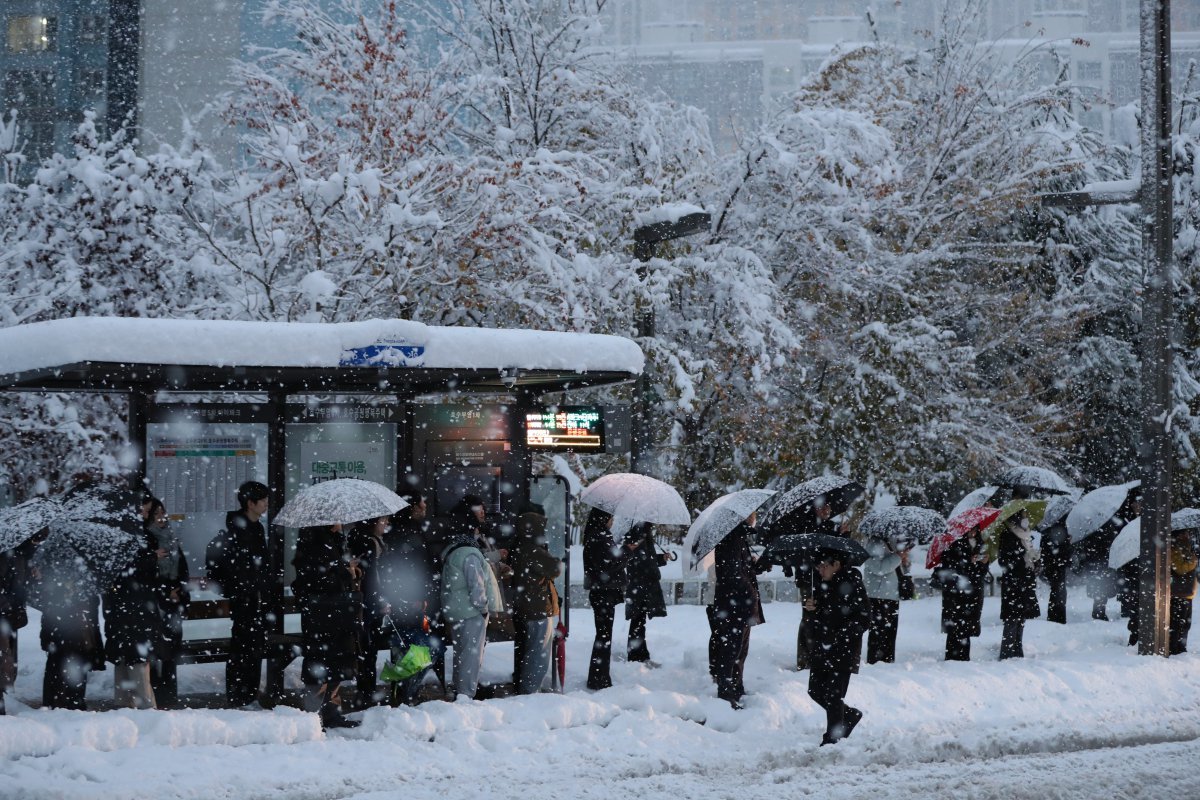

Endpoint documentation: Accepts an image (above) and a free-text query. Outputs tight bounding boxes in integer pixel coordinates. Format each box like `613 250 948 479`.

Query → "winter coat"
624 523 668 620
583 522 629 605
713 524 763 626
292 526 362 684
213 511 273 602
1171 545 1198 601
808 564 870 672
1040 523 1071 576
33 560 105 669
998 526 1041 622
862 540 903 602
1077 518 1122 600
103 528 162 664
368 526 436 632
148 523 190 661
936 535 988 639
508 513 561 619
440 539 504 625
0 539 37 631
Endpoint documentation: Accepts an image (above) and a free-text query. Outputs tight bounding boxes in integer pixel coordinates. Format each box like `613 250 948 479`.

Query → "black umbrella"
759 533 869 570
759 476 865 536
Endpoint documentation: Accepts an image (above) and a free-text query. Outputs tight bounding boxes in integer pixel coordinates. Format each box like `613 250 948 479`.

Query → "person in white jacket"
861 538 905 664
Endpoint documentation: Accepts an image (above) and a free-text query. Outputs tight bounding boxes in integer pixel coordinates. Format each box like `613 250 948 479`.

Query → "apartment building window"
1078 61 1102 82
79 15 107 44
6 16 58 53
3 69 57 113
78 68 106 100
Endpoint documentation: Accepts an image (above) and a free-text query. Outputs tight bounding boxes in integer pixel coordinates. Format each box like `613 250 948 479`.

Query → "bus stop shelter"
0 316 642 699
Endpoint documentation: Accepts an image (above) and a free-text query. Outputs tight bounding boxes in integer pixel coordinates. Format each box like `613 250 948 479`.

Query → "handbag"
300 591 362 633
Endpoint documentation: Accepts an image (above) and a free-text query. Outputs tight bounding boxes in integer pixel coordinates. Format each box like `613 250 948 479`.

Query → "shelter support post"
126 390 151 494
1136 0 1174 657
266 391 290 700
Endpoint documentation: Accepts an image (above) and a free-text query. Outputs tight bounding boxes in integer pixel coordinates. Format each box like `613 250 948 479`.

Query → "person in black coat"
935 529 989 661
0 529 45 715
711 517 764 709
1039 521 1070 624
293 523 363 729
207 481 272 707
789 498 838 670
34 537 105 710
998 510 1040 660
103 519 162 709
582 508 633 691
805 551 870 745
623 522 669 664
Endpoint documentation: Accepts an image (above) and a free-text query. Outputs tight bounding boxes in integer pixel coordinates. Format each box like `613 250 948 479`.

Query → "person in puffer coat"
440 529 503 701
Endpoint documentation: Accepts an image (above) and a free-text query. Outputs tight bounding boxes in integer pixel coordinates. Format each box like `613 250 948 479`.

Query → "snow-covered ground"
3 579 1199 799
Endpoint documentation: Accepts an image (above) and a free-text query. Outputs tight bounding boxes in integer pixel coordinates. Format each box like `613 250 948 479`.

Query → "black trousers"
43 646 89 710
1000 619 1025 660
705 606 718 682
1170 597 1193 655
796 609 813 670
808 661 852 739
866 599 898 664
1044 570 1068 624
151 658 178 708
227 607 267 706
627 611 650 662
712 612 751 701
945 634 971 661
587 599 617 690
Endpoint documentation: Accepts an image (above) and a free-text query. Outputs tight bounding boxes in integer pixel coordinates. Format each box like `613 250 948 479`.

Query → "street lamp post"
629 211 711 476
1041 1 1173 655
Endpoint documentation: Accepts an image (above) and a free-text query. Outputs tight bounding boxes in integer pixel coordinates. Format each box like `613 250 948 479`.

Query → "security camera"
500 368 518 389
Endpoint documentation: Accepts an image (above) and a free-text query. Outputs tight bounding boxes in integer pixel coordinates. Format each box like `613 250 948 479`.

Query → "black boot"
319 701 360 730
843 707 863 738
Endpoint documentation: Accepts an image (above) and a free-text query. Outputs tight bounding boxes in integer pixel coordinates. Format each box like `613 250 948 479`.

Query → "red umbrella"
926 506 1002 569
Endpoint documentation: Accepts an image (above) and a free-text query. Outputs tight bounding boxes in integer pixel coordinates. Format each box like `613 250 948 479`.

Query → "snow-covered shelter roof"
0 317 643 394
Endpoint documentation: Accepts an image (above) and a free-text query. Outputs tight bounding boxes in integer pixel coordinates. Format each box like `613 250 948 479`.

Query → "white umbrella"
276 478 409 527
1108 508 1200 568
1067 481 1140 544
995 465 1073 495
682 489 776 576
579 473 690 526
949 486 998 520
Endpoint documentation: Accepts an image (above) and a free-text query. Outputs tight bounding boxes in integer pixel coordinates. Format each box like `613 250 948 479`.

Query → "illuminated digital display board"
525 406 605 451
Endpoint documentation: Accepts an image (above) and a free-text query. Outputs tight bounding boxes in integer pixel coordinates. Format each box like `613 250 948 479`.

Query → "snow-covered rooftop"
0 317 643 392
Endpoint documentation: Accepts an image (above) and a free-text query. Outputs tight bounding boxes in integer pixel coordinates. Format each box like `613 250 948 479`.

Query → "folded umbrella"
276 478 409 527
579 473 690 526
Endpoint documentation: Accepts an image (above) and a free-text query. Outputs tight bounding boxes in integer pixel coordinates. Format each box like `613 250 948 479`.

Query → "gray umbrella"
995 465 1073 495
682 489 776 575
1037 489 1082 532
858 506 946 548
1107 509 1200 569
32 520 144 596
